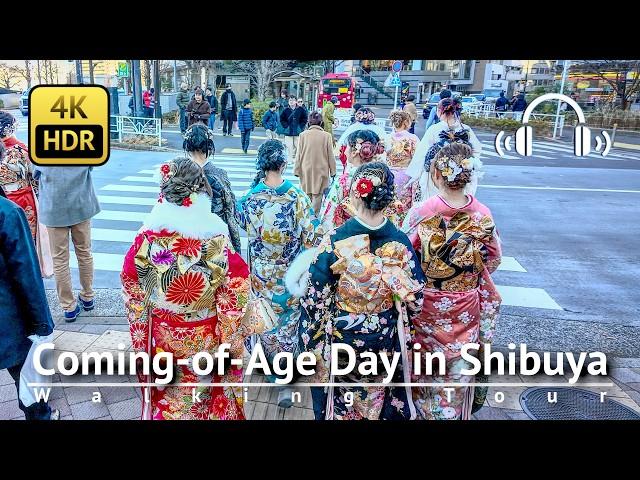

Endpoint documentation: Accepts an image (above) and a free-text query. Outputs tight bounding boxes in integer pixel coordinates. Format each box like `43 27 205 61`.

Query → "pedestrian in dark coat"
237 99 255 154
0 195 56 419
511 93 528 113
220 85 238 136
185 87 211 127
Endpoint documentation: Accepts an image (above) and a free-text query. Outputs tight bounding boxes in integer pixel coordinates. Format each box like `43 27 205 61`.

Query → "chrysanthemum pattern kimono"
404 195 502 420
236 180 321 363
121 209 250 420
297 218 426 420
319 165 404 232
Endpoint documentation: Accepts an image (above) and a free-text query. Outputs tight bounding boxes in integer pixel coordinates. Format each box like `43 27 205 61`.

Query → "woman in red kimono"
403 142 502 420
0 111 52 278
121 157 251 420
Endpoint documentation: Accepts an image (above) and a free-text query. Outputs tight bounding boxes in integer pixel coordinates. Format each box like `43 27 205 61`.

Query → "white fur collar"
142 193 229 240
285 247 319 297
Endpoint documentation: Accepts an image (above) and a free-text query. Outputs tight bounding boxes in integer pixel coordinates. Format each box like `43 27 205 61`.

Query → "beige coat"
403 102 418 122
294 126 337 195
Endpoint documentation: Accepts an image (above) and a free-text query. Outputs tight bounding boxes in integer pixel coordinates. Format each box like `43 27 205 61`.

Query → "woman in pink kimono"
387 110 420 225
403 142 502 420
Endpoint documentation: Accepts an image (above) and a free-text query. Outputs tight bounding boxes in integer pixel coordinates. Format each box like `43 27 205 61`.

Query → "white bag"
19 334 54 407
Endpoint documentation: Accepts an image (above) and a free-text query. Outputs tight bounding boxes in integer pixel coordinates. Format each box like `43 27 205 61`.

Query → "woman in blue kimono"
287 162 426 420
236 139 321 406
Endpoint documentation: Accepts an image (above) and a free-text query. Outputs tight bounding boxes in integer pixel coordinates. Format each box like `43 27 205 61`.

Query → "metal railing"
110 115 163 147
463 105 566 138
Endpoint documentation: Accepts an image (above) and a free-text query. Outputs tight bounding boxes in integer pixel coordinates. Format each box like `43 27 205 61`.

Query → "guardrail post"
611 123 617 145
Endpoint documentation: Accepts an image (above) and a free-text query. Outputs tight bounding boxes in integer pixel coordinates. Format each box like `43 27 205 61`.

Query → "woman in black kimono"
183 123 242 253
286 162 426 420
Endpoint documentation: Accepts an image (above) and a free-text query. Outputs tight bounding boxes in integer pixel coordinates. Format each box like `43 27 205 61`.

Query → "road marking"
91 228 137 243
613 142 640 151
480 185 640 193
98 195 157 206
498 256 527 273
101 184 158 193
496 285 562 310
221 148 259 154
121 176 158 183
94 210 148 222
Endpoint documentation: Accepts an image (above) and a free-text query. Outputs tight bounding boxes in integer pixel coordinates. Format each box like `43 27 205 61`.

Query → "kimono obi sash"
387 136 417 168
330 234 423 314
417 211 496 292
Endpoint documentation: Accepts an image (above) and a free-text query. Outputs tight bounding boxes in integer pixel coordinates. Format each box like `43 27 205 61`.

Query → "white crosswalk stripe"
80 154 565 311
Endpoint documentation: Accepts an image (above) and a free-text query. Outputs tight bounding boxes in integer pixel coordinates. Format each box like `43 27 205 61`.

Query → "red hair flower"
160 164 171 176
182 196 192 207
359 141 376 160
355 178 374 197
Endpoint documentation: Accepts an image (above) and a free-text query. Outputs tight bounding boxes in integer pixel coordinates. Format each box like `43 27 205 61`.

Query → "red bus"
317 73 356 109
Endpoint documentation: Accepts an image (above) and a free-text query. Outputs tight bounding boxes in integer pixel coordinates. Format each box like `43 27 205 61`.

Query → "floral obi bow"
329 234 422 314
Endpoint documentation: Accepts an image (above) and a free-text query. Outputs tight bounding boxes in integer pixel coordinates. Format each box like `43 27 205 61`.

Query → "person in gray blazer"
34 166 101 321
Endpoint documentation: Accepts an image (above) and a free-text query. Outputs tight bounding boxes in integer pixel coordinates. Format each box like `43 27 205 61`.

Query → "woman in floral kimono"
0 111 52 278
335 108 388 167
288 162 426 420
387 110 420 225
403 143 502 420
235 140 320 407
405 98 483 203
319 129 401 232
121 157 250 420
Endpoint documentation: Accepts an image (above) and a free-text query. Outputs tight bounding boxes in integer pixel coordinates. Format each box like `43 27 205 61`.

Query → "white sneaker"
50 409 60 420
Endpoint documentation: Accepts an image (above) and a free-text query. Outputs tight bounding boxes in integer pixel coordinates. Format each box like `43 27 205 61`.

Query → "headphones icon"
495 93 612 157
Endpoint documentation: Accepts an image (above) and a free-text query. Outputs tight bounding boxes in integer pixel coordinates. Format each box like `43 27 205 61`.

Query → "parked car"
469 93 486 102
20 89 30 116
461 96 483 111
422 91 462 119
481 88 505 104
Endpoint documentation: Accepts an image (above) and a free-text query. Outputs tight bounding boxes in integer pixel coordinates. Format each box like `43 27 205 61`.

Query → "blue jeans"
240 130 251 152
208 114 216 130
179 107 187 133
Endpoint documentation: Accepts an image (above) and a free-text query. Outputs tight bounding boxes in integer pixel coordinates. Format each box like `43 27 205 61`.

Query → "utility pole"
131 60 144 118
154 60 162 119
75 60 83 84
173 60 178 91
553 59 570 139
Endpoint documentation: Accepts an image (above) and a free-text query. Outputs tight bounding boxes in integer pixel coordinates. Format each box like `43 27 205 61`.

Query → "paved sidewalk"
2 325 640 420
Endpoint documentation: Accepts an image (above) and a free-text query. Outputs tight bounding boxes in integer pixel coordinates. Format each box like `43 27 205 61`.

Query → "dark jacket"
495 94 509 110
0 197 54 370
511 94 527 112
176 88 190 109
206 95 218 114
202 163 242 253
275 97 289 135
280 106 308 137
238 107 255 132
220 90 238 114
262 109 279 131
185 99 211 127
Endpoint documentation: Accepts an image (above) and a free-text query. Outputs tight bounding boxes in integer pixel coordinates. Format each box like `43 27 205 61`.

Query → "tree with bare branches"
575 60 640 110
230 60 291 101
0 63 22 89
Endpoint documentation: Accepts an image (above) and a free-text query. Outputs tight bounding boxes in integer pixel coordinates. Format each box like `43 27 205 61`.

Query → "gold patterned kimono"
121 196 250 420
296 217 426 420
404 195 502 420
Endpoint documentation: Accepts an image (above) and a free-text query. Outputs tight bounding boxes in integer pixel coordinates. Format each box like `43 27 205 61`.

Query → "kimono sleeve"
402 205 424 255
120 232 149 353
234 191 251 231
215 247 250 360
295 190 322 249
297 241 338 361
403 239 426 322
484 218 502 274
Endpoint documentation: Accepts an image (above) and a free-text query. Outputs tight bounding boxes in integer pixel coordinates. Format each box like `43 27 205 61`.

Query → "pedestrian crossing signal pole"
394 83 399 110
391 60 403 110
553 60 570 139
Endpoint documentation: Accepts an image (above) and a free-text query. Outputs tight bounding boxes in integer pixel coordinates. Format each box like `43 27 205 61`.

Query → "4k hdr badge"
28 85 110 166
